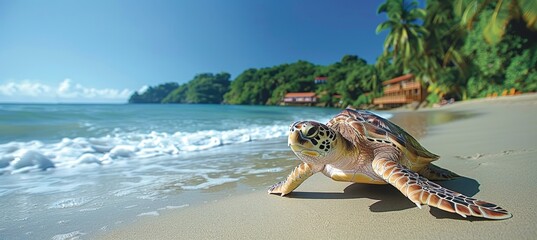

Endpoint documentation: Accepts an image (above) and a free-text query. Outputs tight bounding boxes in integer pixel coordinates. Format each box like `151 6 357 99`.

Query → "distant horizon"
0 54 379 104
0 101 128 105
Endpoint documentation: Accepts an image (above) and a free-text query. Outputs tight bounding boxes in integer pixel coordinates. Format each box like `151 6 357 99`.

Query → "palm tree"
454 0 537 44
376 0 428 71
418 1 469 82
424 1 466 68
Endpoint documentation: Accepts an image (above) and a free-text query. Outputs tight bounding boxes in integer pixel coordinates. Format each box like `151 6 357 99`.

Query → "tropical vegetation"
129 0 537 107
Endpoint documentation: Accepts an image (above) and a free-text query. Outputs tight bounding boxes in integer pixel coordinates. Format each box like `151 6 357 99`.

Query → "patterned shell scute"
328 108 439 161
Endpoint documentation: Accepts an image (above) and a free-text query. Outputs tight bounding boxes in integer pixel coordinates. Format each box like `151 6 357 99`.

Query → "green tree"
185 73 231 104
266 61 317 105
455 0 537 44
376 0 428 71
505 47 537 92
224 61 318 105
223 69 259 104
419 0 469 101
462 8 537 98
161 84 188 103
325 55 379 107
128 82 179 103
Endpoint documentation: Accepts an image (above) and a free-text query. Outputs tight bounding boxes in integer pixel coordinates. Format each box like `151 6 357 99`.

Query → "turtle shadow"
287 184 416 212
287 176 484 220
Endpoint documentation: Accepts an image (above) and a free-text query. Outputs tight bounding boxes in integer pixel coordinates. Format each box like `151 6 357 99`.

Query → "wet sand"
101 94 537 239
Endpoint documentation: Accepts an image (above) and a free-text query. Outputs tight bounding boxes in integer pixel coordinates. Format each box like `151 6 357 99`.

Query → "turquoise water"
3 104 382 239
0 104 342 143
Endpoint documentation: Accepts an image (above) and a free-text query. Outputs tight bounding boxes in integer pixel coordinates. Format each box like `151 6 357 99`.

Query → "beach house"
282 76 329 106
373 74 424 108
282 92 318 106
314 76 327 84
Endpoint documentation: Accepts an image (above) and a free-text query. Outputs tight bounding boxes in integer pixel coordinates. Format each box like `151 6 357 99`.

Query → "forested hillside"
129 0 537 106
129 73 231 104
129 55 388 107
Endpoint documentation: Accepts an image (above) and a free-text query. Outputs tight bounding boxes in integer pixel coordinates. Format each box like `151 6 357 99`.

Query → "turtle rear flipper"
418 163 460 180
372 158 512 220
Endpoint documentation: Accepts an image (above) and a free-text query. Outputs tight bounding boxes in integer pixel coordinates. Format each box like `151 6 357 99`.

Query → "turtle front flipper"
268 162 315 196
372 157 512 220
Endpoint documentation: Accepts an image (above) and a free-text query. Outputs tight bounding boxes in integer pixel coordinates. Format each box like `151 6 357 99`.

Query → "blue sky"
0 0 389 103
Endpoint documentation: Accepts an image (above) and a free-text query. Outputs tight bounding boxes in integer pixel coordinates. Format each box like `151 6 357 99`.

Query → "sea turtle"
268 108 511 220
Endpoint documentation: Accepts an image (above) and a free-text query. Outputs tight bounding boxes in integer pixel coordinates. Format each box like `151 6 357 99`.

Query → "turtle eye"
305 127 317 137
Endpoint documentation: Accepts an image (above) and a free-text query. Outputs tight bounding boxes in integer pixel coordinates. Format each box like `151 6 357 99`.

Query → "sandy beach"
102 94 537 240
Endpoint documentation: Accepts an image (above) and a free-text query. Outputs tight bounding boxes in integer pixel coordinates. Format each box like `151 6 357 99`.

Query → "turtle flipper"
268 162 314 196
418 163 460 180
372 158 512 220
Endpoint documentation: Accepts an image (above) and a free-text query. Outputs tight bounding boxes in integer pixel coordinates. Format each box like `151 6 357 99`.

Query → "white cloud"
57 79 77 98
0 80 52 97
0 79 133 103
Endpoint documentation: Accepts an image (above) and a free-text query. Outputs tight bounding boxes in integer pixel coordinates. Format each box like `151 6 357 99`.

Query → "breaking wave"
0 124 292 174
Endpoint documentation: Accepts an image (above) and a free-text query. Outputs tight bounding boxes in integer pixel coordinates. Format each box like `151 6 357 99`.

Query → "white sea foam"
181 176 242 190
76 153 101 165
160 204 189 210
246 167 284 175
48 197 97 209
11 150 55 171
137 211 160 217
0 123 296 174
51 231 85 240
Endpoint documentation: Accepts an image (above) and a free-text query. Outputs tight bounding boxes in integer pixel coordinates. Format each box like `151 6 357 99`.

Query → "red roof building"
282 92 318 105
373 74 425 108
314 76 327 84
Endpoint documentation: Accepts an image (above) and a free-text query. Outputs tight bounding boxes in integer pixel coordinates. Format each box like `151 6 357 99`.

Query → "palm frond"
518 0 537 30
376 21 394 34
483 0 512 44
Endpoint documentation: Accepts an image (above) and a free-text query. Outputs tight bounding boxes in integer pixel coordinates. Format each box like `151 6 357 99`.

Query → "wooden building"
282 92 317 106
373 74 424 108
314 76 327 84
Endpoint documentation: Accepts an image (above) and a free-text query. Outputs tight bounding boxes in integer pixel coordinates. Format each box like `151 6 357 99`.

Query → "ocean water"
0 104 393 239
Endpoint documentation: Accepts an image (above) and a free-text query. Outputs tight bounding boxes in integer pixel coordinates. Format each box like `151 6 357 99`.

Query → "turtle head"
288 121 338 165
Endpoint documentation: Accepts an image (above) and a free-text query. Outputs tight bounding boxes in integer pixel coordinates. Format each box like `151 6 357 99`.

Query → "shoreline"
101 94 537 240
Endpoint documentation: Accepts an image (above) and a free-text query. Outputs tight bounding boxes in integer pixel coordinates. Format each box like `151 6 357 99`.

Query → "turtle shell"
327 108 439 163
